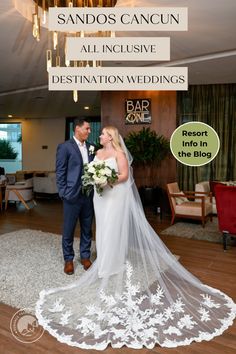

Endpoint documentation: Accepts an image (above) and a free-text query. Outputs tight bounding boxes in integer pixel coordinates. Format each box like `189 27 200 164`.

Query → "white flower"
198 307 211 322
177 314 197 330
99 168 107 176
103 167 112 176
87 165 96 174
100 290 117 306
59 310 72 325
49 298 65 313
172 297 185 313
164 307 174 320
200 294 221 308
163 326 182 336
89 145 95 155
150 286 164 305
152 313 165 325
82 160 118 196
93 175 107 185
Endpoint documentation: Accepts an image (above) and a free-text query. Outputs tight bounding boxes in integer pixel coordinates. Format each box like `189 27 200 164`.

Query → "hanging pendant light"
16 0 117 101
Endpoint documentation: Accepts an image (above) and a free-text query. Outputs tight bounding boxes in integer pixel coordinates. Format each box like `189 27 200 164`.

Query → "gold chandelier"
32 0 117 102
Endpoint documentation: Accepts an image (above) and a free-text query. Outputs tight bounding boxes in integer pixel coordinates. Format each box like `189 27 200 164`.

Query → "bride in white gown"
36 126 236 350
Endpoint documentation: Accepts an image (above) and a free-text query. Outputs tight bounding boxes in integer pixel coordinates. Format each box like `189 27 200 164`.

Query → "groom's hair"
73 117 90 130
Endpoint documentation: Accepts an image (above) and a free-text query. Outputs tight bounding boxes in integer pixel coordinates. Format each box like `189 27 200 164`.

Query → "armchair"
195 181 217 214
5 178 36 210
215 184 236 250
33 172 58 196
167 182 213 227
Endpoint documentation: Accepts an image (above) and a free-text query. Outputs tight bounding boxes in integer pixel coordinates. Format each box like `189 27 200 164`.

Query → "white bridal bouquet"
82 160 118 196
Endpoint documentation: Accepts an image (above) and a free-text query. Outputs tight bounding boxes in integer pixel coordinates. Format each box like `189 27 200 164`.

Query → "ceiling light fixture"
31 0 117 102
84 106 90 109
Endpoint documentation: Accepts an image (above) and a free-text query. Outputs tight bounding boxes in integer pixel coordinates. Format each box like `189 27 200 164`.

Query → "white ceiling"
0 0 236 119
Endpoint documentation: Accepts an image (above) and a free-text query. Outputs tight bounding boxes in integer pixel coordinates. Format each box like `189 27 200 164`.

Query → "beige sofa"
195 181 217 214
14 170 58 195
33 172 58 195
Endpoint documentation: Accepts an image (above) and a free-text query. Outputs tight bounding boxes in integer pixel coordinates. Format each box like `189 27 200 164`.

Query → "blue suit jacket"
56 138 94 201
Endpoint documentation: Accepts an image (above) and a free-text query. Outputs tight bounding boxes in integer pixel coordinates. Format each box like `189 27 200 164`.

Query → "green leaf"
0 139 18 159
125 128 170 165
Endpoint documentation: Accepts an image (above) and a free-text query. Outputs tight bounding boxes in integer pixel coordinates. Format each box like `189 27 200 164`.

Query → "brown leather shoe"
64 261 74 275
81 258 92 271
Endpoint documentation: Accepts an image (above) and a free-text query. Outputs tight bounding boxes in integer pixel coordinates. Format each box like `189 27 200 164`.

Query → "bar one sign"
125 99 151 124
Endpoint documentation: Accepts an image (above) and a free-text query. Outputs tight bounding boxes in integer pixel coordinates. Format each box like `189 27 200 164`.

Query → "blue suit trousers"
62 193 94 261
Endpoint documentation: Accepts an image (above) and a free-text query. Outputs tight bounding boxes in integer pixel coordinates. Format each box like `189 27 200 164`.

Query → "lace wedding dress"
36 155 236 350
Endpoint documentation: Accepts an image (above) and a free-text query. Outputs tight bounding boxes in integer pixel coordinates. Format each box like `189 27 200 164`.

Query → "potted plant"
0 140 18 159
125 127 170 206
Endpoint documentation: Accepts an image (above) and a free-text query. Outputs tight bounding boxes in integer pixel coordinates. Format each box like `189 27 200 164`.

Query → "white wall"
22 118 65 171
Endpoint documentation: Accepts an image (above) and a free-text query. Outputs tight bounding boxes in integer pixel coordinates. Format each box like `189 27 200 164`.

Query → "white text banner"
49 7 188 32
49 67 188 91
66 37 170 61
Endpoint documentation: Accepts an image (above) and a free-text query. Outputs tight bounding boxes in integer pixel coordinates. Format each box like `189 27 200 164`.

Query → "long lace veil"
36 137 236 350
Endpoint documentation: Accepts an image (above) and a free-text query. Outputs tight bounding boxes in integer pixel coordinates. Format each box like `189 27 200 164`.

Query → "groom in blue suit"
56 118 95 275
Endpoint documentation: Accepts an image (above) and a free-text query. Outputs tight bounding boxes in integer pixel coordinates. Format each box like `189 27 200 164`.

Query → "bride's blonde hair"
104 126 124 152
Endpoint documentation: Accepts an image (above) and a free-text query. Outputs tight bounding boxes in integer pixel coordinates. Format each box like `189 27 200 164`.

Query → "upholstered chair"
167 182 213 227
195 181 217 214
33 172 57 195
5 178 36 210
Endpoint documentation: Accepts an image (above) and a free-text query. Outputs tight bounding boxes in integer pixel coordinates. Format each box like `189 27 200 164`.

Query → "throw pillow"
174 191 188 205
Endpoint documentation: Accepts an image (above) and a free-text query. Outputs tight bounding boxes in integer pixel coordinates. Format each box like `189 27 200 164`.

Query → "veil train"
35 137 236 350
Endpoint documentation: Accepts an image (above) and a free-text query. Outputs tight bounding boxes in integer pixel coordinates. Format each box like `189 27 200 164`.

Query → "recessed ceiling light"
84 106 90 110
8 114 13 118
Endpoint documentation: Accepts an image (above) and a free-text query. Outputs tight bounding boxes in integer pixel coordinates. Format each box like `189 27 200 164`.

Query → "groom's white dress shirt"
73 136 88 164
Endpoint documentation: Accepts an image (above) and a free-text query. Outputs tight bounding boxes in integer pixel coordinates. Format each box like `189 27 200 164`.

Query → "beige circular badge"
10 309 44 343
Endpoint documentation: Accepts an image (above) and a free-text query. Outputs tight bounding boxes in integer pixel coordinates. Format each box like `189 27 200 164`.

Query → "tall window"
0 123 22 173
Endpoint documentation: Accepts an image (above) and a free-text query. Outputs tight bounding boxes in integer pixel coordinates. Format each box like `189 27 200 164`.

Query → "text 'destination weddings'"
49 67 188 91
